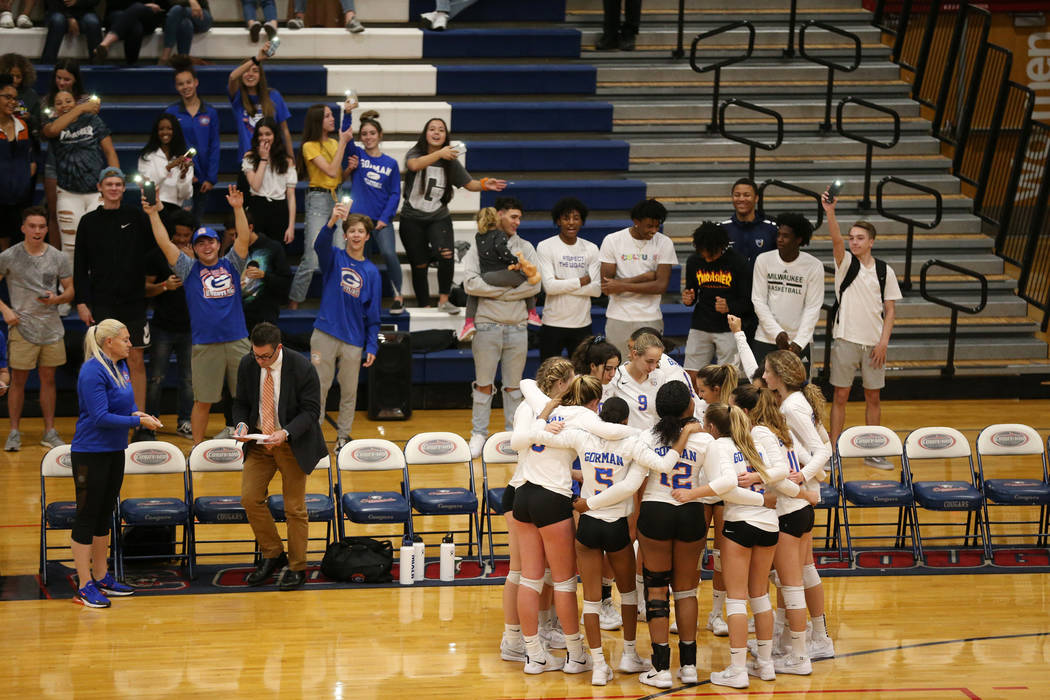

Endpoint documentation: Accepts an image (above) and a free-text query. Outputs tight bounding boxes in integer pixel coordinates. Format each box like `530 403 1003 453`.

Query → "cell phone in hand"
182 147 197 160
142 179 157 205
826 179 843 203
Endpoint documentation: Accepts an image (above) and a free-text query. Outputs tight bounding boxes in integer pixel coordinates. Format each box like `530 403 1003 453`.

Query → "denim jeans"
290 189 341 303
147 326 193 424
435 0 478 19
242 0 277 23
164 4 213 52
371 224 402 297
42 12 102 63
470 321 528 436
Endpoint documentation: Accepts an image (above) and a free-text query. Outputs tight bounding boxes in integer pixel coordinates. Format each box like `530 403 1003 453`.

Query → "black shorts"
93 304 149 347
723 520 779 548
501 484 515 514
512 482 572 528
779 505 815 538
637 501 708 543
576 514 631 552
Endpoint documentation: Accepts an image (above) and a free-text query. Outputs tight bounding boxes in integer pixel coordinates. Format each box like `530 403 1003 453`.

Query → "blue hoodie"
71 356 139 453
313 223 381 356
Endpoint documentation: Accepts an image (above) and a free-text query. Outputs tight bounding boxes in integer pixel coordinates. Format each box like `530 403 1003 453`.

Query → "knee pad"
802 563 821 589
782 585 806 610
769 569 782 588
749 594 772 614
645 598 670 620
643 567 671 591
553 577 577 594
725 598 748 618
543 568 553 587
519 575 544 594
506 569 521 586
672 587 697 601
711 548 722 573
620 588 638 606
582 599 602 616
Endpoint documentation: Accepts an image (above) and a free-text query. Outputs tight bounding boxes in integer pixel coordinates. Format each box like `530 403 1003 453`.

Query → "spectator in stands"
310 204 379 451
721 177 777 271
74 166 152 416
40 0 102 64
137 112 194 230
401 117 506 311
288 103 351 310
42 90 118 265
419 0 477 31
537 196 601 359
242 117 296 244
0 54 41 135
682 221 751 383
0 0 35 28
463 196 540 458
0 206 73 451
751 211 824 371
228 44 293 160
44 58 86 109
145 186 251 444
288 0 362 32
222 206 292 331
42 59 87 246
344 109 402 313
0 74 37 251
822 189 901 461
69 318 162 608
93 0 170 65
242 0 276 42
160 0 212 65
166 55 220 225
595 0 641 51
598 197 674 357
144 208 194 439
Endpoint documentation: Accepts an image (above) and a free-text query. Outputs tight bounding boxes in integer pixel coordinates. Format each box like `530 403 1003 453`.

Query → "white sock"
756 639 772 662
791 630 806 657
590 646 605 665
712 589 727 617
524 634 544 660
565 631 585 660
538 608 552 627
503 623 522 642
729 647 746 671
623 638 637 656
774 608 786 627
812 614 828 639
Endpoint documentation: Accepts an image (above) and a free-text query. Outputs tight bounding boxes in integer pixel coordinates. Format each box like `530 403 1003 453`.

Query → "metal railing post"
689 21 756 133
672 0 686 59
876 176 943 292
718 99 784 181
920 260 988 378
799 21 862 133
836 96 901 211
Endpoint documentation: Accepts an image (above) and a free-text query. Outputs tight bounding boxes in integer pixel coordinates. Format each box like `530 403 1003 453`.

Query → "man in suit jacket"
233 322 328 590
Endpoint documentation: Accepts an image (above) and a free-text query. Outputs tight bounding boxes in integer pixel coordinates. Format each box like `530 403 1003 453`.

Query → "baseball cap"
192 226 221 244
98 166 125 183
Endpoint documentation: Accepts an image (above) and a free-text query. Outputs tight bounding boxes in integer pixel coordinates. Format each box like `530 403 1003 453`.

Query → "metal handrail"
673 0 686 59
718 99 784 181
756 178 825 231
836 96 901 210
919 259 988 378
799 20 862 132
690 21 756 133
876 176 943 292
784 0 799 57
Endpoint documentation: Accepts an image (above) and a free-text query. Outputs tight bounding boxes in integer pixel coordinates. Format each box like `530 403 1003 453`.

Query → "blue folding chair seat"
268 493 337 522
976 424 1050 550
983 479 1050 505
194 495 250 523
122 497 191 525
913 482 983 510
843 480 913 506
487 487 507 516
409 487 478 514
341 491 411 523
45 501 78 528
818 481 839 506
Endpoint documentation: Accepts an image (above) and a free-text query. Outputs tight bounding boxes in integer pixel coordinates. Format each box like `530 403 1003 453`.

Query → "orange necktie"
261 367 275 437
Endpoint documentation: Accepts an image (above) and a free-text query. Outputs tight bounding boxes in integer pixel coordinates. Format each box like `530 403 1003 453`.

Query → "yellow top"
302 138 341 190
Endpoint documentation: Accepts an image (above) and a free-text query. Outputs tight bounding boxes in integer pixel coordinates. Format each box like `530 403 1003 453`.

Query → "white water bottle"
413 537 426 581
399 537 414 586
439 533 455 582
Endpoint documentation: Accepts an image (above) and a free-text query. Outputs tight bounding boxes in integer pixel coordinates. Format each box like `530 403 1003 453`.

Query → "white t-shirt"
536 234 601 328
241 156 297 200
833 251 902 347
752 250 825 349
599 227 677 321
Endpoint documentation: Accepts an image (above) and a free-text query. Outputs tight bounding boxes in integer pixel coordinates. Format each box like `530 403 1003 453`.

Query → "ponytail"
534 356 574 395
732 385 793 448
561 375 603 407
698 363 739 399
765 349 826 430
83 319 129 388
706 402 770 481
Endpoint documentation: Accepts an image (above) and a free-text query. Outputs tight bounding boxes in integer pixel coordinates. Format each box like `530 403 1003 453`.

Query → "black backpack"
320 537 394 583
828 255 888 331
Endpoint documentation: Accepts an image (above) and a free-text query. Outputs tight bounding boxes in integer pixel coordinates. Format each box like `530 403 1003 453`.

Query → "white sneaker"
419 11 435 29
431 11 448 30
599 597 622 630
864 455 894 470
500 637 526 662
524 649 565 674
0 11 14 28
468 432 486 459
748 615 755 633
437 299 460 315
707 611 728 636
639 668 672 689
591 662 613 686
540 620 566 650
677 664 698 683
15 13 32 27
808 635 835 660
774 654 813 675
710 664 749 689
618 651 651 672
563 654 593 674
746 656 775 681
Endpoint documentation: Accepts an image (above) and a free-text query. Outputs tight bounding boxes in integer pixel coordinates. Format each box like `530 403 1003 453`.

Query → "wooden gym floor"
3 399 1049 699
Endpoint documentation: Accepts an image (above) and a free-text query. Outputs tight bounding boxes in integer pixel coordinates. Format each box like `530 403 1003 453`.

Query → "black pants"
71 450 125 545
399 215 454 307
106 4 163 64
539 324 593 361
246 194 289 244
603 0 641 38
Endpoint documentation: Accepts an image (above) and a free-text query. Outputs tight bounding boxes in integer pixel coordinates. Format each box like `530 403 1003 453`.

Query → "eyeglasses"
251 345 280 362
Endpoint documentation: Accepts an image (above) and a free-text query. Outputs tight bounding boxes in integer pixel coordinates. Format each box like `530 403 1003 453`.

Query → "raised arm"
228 186 251 260
822 187 845 267
145 201 180 267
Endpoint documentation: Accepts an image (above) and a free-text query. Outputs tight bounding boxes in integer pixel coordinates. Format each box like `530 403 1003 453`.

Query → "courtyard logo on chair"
497 440 515 457
851 432 890 450
917 433 955 450
990 430 1029 448
132 449 174 466
58 453 73 469
203 446 242 463
352 446 391 463
420 439 456 456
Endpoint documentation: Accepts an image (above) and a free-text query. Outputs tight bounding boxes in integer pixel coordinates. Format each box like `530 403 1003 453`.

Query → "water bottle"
413 536 426 581
439 533 456 582
399 536 414 586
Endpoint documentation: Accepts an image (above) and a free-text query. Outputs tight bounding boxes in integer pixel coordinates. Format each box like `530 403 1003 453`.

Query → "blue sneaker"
95 572 135 597
74 580 111 608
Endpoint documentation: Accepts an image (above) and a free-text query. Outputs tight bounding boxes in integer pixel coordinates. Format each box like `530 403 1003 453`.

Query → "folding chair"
186 439 256 572
480 431 517 570
403 432 482 569
267 454 337 560
335 438 411 541
39 445 80 586
835 425 920 563
904 427 990 563
813 457 844 560
115 441 191 579
975 424 1050 551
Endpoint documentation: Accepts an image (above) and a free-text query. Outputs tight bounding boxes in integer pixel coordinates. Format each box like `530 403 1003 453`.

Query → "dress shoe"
619 33 637 51
244 552 288 586
278 568 306 591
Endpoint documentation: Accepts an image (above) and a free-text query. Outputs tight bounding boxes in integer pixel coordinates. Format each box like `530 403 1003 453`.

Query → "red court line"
0 523 37 528
991 688 1029 691
500 687 986 700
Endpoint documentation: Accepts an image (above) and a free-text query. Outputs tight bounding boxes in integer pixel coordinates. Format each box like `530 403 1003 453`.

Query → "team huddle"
497 329 834 689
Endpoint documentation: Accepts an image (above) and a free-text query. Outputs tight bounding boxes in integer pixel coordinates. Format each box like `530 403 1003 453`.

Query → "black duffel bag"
321 537 394 583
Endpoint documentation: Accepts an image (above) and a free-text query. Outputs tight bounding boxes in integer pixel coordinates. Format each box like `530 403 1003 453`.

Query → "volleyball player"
607 331 665 429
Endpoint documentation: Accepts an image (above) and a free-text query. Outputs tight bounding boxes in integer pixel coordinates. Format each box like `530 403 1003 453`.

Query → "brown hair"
561 375 603 408
706 403 770 480
850 220 877 240
343 213 374 234
732 385 793 448
631 332 664 358
534 356 574 395
765 350 826 430
698 363 738 400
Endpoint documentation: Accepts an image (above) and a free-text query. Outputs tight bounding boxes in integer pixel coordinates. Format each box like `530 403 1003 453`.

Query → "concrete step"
810 336 1049 363
644 174 962 199
574 24 886 49
628 136 943 159
568 0 865 10
659 214 986 238
614 98 924 121
596 61 903 86
567 7 877 24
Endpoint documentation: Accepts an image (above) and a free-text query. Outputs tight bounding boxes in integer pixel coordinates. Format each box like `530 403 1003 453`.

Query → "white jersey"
750 425 806 516
607 364 663 430
780 391 831 486
718 436 780 533
507 401 536 489
640 429 712 506
658 353 708 422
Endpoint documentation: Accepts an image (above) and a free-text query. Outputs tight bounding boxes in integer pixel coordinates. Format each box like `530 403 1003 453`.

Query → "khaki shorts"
829 338 885 390
191 337 251 404
8 326 66 370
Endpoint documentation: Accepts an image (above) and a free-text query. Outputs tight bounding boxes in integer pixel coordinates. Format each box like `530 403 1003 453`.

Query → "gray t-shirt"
0 244 72 345
400 144 472 221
